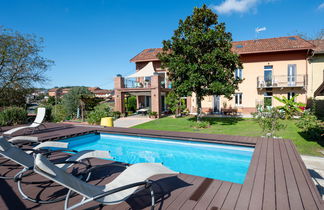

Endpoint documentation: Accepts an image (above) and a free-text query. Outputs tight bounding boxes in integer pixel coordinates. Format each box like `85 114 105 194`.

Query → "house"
114 49 172 117
114 36 320 116
308 39 324 99
48 88 62 97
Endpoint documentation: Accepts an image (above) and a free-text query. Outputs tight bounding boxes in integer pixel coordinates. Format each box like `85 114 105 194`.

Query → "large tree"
158 5 242 120
0 27 53 106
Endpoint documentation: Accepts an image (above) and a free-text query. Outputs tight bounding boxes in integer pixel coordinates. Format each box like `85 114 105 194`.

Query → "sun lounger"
3 107 46 136
34 153 178 210
0 136 112 204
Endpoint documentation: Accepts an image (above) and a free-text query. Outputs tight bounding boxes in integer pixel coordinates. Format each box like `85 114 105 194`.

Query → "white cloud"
212 0 259 14
256 26 266 33
318 2 324 10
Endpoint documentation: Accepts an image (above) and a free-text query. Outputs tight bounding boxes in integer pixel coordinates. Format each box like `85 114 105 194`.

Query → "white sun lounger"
0 136 112 204
34 153 178 210
4 107 46 136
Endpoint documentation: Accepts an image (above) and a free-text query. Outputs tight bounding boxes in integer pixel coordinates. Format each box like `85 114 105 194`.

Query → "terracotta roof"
48 88 61 92
232 36 314 54
130 36 315 62
93 89 111 94
309 40 324 53
130 48 164 62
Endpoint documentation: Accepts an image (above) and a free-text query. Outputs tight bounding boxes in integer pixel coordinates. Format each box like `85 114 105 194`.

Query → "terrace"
0 123 323 210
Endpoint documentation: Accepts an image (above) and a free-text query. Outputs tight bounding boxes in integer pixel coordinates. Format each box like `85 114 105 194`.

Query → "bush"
148 111 158 118
51 105 68 122
0 106 27 126
125 96 137 112
252 107 286 137
296 111 323 140
112 111 121 119
87 103 112 125
190 120 210 129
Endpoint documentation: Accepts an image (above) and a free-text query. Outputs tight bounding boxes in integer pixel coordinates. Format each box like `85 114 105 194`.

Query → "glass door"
213 95 220 113
288 64 296 86
264 66 273 87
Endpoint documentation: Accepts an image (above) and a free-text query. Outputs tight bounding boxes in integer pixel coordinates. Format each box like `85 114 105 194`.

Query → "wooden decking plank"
273 140 290 210
262 138 276 210
143 174 197 210
284 140 319 210
289 140 324 209
279 139 304 210
221 183 242 210
166 177 205 210
207 181 232 209
235 139 263 210
193 179 223 210
248 138 268 210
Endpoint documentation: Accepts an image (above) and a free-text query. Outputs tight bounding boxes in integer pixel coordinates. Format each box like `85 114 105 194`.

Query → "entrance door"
213 96 220 113
288 64 296 86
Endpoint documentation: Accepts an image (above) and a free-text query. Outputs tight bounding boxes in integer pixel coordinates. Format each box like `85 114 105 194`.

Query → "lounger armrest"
54 160 90 169
84 162 129 175
8 136 39 144
40 149 78 156
93 180 150 201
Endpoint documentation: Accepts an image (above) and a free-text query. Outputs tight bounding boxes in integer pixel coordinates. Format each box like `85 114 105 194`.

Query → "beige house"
114 36 324 116
308 40 324 99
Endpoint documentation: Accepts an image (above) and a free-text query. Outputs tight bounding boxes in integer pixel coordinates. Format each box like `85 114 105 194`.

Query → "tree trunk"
196 95 202 122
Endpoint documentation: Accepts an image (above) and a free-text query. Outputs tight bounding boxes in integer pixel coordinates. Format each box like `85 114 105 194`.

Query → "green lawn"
133 116 324 156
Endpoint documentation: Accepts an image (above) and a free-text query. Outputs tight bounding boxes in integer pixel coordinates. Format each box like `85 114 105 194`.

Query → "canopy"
126 62 155 78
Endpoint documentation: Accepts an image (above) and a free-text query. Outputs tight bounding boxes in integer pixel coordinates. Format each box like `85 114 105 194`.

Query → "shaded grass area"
133 116 324 156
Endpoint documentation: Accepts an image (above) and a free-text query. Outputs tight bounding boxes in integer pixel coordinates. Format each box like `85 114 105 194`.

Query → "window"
264 92 272 108
235 69 243 79
288 92 295 100
235 93 242 105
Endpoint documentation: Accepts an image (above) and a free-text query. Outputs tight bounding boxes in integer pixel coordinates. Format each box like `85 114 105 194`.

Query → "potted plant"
148 111 158 118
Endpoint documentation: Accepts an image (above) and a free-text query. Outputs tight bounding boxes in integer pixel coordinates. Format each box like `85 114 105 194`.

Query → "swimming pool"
60 133 254 184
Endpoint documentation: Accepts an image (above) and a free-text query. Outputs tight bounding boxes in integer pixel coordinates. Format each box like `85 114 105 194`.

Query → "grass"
133 116 324 156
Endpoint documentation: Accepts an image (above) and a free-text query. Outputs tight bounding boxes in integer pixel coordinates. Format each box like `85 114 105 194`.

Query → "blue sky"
0 0 323 89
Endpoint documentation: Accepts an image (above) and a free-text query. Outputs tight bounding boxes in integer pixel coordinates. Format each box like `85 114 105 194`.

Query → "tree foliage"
158 5 242 121
62 87 93 118
0 27 53 106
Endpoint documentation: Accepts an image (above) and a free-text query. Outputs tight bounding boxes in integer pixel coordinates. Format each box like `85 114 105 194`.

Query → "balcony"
257 75 306 89
123 77 172 89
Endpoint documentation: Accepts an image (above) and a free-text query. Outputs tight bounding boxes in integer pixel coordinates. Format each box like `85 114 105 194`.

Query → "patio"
0 123 323 209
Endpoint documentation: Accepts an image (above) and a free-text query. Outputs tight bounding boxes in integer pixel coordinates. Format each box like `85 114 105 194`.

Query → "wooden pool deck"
0 123 323 210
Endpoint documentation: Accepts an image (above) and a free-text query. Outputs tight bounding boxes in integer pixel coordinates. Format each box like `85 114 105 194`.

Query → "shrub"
296 111 323 140
190 120 210 129
252 107 286 137
112 111 121 119
148 111 158 118
51 105 68 122
87 103 112 125
273 95 305 119
0 106 27 126
125 96 137 112
166 91 186 116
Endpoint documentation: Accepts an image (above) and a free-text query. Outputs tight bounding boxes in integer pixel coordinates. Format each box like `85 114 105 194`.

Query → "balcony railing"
124 79 151 88
257 75 306 88
123 78 172 89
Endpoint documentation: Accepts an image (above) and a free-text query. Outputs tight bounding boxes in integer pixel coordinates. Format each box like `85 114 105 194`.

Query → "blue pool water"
60 133 254 184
